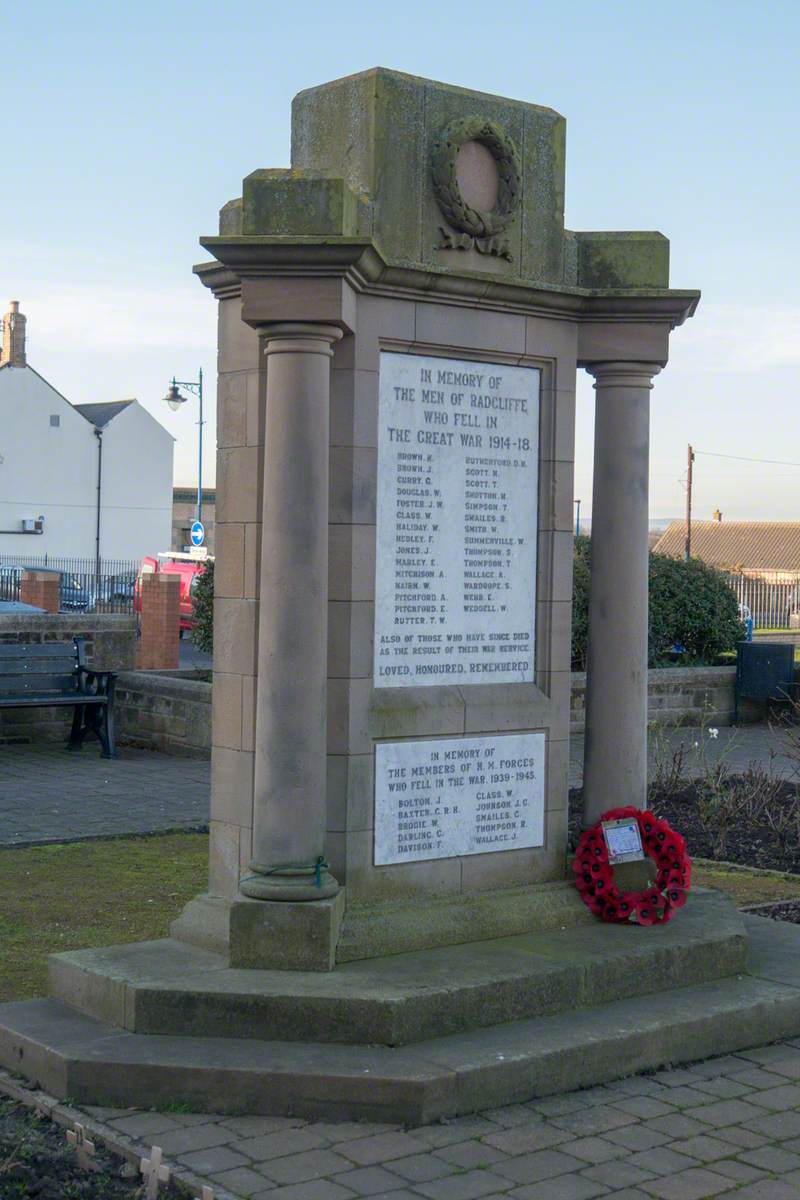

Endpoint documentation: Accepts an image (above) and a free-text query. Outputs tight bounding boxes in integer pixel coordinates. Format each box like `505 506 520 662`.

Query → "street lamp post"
164 368 204 525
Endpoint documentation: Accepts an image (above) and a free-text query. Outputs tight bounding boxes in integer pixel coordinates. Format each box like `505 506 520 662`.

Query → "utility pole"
684 444 694 560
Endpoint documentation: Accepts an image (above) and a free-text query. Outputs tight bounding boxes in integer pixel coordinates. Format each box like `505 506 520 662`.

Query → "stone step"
2 914 800 1124
49 890 745 1045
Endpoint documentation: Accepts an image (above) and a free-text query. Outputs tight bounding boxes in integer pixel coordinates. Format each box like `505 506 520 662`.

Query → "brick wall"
136 573 180 670
19 571 59 613
116 671 211 757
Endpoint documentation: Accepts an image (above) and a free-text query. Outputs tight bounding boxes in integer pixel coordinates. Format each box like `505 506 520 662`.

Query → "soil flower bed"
0 1096 183 1199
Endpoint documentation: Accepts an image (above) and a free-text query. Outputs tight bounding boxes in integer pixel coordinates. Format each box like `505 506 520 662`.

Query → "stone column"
241 323 342 901
581 362 661 827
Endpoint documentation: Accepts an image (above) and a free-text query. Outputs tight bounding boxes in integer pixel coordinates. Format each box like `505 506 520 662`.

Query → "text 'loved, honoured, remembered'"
374 351 540 687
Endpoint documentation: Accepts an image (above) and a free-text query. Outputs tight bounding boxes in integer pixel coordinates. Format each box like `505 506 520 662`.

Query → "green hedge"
191 559 214 654
571 538 744 668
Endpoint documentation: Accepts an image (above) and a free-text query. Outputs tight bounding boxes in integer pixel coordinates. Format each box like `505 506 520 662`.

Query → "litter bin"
735 641 795 723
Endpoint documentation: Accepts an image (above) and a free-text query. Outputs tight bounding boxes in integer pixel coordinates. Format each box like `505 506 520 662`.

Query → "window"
50 415 60 427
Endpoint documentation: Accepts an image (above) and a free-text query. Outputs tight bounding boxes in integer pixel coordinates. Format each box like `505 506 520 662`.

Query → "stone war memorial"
4 68 800 1124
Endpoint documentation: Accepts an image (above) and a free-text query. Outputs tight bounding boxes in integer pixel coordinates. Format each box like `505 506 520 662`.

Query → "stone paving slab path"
74 1039 800 1198
0 743 209 846
1 723 796 847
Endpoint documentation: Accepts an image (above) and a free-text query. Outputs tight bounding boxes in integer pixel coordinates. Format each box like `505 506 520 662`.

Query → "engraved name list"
375 352 540 687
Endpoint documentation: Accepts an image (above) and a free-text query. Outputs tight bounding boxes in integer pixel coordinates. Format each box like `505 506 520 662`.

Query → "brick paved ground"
0 723 795 847
79 1039 800 1198
0 743 209 846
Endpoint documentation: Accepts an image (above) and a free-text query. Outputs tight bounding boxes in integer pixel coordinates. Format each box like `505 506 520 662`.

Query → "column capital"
585 361 662 389
257 322 343 358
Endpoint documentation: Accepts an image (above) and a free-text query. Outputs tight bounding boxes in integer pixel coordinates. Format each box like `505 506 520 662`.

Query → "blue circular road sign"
190 521 205 547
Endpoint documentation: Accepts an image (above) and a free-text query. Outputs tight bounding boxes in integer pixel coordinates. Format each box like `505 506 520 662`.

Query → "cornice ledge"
196 236 699 327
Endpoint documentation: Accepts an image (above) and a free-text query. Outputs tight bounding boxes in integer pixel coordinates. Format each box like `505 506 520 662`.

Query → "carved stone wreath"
431 116 521 261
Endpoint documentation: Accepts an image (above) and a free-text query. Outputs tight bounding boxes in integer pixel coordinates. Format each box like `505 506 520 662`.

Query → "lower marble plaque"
374 732 545 866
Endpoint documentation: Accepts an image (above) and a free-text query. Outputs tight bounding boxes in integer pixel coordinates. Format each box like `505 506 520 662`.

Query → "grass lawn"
1 834 800 1006
0 832 207 1003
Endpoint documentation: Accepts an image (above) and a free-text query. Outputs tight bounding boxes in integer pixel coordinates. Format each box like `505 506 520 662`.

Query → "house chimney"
712 509 723 522
0 301 26 368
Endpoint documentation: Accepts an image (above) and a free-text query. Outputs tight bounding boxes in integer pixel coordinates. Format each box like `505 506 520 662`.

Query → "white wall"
99 401 174 561
0 367 174 564
0 365 97 558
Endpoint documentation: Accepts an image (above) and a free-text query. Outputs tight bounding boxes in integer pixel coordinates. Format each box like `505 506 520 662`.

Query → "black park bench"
0 638 117 758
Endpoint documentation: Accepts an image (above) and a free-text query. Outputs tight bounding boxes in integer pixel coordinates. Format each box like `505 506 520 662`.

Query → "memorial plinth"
3 69 788 1122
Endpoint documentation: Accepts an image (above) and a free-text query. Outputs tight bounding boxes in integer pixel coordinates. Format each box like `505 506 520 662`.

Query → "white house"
0 301 174 563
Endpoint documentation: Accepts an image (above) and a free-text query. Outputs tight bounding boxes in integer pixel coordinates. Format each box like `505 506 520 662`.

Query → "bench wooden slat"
0 694 106 708
0 674 78 694
0 657 77 676
0 644 81 659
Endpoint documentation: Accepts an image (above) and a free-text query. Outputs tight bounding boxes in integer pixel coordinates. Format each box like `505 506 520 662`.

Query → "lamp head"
164 380 185 411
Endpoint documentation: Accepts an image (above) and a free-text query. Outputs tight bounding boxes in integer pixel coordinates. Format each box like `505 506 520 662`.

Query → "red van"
135 552 211 632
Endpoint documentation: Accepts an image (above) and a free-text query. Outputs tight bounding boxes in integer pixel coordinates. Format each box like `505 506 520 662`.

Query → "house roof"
652 521 800 572
74 400 134 428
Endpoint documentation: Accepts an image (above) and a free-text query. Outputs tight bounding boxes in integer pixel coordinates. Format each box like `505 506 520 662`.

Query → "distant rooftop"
74 400 134 428
653 520 800 572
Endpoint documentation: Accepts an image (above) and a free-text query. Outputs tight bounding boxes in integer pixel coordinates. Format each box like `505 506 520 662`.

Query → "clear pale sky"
3 0 797 520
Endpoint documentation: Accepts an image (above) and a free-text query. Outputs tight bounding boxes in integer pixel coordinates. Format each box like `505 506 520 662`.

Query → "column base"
240 868 340 902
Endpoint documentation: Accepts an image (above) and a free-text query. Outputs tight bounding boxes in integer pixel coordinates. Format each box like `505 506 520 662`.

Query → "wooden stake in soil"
140 1144 171 1199
201 1188 214 1200
66 1122 98 1172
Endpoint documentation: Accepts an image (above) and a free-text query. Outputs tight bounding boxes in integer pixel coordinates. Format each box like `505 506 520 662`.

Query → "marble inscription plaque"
374 732 545 865
375 351 539 687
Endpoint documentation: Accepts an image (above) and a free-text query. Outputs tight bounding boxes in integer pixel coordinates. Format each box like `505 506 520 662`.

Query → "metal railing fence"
0 554 140 614
724 571 800 630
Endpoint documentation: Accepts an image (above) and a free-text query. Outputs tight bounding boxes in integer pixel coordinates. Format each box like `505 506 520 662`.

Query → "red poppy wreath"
572 806 691 925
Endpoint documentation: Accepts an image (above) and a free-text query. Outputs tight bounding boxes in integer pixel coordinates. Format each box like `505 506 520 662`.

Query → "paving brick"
664 1136 737 1163
483 1122 570 1154
606 1077 666 1098
689 1077 753 1100
481 1103 542 1127
212 1165 277 1196
302 1121 398 1143
433 1141 509 1168
625 1148 699 1177
681 1099 763 1128
178 1145 251 1174
580 1160 656 1189
602 1126 672 1152
727 1067 790 1089
563 1136 628 1164
719 1183 800 1200
705 1160 765 1184
413 1118 498 1148
508 1174 609 1199
553 1109 638 1136
388 1153 455 1183
644 1116 710 1140
108 1111 182 1138
748 1109 800 1140
687 1056 751 1079
638 1166 735 1198
260 1148 354 1184
708 1125 770 1150
532 1095 589 1117
610 1097 674 1120
230 1129 329 1162
491 1148 587 1185
747 1083 800 1110
737 1046 800 1079
649 1070 700 1088
413 1169 510 1199
739 1144 800 1173
156 1123 235 1154
334 1164 412 1195
257 1181 357 1200
336 1130 431 1165
221 1116 311 1137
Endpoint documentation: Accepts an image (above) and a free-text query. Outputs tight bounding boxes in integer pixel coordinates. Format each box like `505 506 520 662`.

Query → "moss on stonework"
576 231 670 289
242 169 362 237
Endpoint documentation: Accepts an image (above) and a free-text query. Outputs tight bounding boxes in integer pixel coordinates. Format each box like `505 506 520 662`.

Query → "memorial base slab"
171 890 345 972
1 909 799 1123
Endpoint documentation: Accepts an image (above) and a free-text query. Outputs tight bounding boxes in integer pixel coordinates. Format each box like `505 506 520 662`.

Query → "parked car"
135 552 211 632
0 565 93 610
